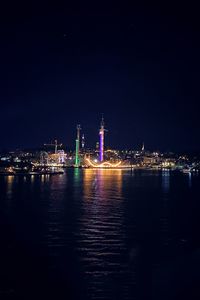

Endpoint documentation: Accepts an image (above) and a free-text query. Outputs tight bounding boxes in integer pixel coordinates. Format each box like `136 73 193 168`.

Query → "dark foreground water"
0 169 200 300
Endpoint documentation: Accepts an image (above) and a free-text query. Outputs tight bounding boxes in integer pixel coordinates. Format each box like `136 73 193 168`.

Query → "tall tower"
54 139 58 154
142 142 145 152
96 141 99 150
99 116 105 162
75 125 81 167
81 134 85 149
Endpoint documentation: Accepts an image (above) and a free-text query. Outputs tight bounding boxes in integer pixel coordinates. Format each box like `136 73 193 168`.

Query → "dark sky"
0 2 200 151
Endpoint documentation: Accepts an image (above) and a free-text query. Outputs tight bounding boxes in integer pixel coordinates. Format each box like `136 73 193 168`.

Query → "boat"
29 167 64 175
182 168 191 174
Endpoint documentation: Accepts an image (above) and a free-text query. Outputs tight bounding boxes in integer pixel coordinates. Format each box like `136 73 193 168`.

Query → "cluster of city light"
85 158 122 168
105 149 119 155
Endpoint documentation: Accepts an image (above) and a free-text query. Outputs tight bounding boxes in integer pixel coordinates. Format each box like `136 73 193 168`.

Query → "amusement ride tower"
81 134 85 149
99 116 105 162
75 125 81 167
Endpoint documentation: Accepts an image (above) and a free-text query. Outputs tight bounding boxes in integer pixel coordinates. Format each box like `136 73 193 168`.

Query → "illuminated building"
143 156 157 165
40 151 49 165
75 125 81 167
57 150 65 164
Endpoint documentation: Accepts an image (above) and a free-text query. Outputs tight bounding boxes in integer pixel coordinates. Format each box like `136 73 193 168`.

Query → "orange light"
85 158 122 168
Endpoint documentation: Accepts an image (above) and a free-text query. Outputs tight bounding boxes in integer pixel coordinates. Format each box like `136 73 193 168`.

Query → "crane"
44 139 62 154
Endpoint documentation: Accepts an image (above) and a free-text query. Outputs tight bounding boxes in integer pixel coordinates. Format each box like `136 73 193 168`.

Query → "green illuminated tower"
75 125 81 167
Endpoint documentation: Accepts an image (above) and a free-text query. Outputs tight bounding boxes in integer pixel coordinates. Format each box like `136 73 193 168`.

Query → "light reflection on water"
188 172 192 188
161 170 170 193
6 175 14 198
160 171 170 247
77 169 134 299
0 170 199 300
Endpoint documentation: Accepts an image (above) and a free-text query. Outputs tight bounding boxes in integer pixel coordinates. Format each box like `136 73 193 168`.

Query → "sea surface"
0 169 200 300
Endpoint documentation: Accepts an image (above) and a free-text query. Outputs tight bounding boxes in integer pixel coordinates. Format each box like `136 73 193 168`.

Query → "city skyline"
0 115 199 154
1 4 200 299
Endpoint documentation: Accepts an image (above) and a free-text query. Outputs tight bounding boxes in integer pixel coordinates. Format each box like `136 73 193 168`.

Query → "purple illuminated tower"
99 116 105 162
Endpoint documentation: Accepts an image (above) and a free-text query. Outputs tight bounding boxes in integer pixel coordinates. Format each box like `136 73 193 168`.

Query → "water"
0 169 200 299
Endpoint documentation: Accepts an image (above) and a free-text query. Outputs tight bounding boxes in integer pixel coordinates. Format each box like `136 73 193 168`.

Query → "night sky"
0 3 200 152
